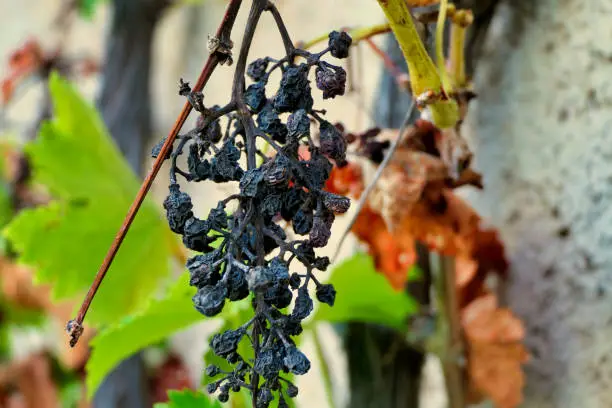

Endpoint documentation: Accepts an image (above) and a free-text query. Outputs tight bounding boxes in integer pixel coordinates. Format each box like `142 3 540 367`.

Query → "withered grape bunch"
154 29 352 407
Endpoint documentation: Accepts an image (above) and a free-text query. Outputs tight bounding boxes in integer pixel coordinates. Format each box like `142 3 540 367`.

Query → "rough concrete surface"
464 1 612 406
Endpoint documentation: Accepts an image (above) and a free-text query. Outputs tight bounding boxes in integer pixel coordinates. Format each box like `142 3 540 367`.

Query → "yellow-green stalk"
449 9 473 88
375 0 459 128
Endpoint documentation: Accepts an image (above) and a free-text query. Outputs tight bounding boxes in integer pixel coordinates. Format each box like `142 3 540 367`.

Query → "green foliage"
86 272 202 398
313 253 417 330
86 251 415 398
155 389 222 408
0 141 17 253
77 0 103 19
4 72 172 324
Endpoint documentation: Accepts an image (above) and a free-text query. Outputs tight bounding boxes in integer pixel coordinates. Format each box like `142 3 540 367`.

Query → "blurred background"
0 0 610 407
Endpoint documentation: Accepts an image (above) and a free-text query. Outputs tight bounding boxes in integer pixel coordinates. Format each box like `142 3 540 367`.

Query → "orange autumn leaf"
351 206 416 290
463 294 529 408
324 161 364 198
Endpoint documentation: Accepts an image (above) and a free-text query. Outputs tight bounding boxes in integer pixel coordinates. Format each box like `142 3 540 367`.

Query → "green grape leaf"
154 389 222 408
313 253 417 329
86 272 203 398
3 72 172 324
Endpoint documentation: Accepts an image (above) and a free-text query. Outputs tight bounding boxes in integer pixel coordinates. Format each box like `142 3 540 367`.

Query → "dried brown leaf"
463 294 529 408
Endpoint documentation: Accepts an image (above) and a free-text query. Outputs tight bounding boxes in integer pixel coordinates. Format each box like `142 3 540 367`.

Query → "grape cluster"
155 30 352 407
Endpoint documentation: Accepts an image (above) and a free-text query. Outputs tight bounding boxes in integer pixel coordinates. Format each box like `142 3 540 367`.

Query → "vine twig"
67 0 244 347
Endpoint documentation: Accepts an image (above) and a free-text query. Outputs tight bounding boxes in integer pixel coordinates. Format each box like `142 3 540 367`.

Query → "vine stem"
67 0 244 347
436 254 465 408
228 0 269 405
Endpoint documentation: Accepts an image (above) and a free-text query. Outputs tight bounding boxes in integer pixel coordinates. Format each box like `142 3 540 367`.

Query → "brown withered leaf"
369 162 427 229
0 354 59 408
463 294 529 408
350 205 417 290
0 257 92 369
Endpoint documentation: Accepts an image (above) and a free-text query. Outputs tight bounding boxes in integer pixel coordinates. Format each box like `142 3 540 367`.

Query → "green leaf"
154 389 222 408
86 272 203 398
77 0 102 19
4 72 172 324
313 253 417 330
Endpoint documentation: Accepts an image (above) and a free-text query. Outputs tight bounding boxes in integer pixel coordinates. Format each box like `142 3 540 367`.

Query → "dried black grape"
286 109 310 140
193 282 227 317
283 318 303 336
302 149 333 189
313 256 330 271
328 30 352 59
218 392 229 403
288 273 301 289
182 217 215 252
164 184 193 234
280 188 307 221
186 253 220 287
268 258 290 284
292 209 313 235
257 104 288 143
263 155 291 186
210 328 245 358
315 64 346 99
260 193 283 222
273 64 313 113
286 384 298 398
257 388 274 408
316 284 336 306
206 364 221 377
247 266 276 292
309 213 331 248
319 121 347 166
207 202 228 230
254 348 283 380
197 112 223 143
211 141 244 182
283 346 311 375
240 168 264 197
206 382 218 394
247 58 269 81
227 267 249 301
245 82 267 113
295 242 316 264
188 144 212 181
291 286 313 320
321 190 351 214
273 286 293 309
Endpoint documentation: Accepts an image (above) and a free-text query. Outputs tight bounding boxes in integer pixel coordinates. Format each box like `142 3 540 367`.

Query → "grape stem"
67 0 244 348
228 0 269 404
